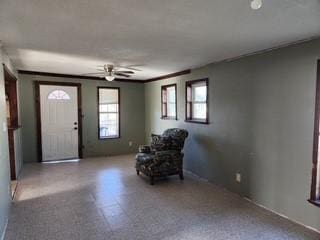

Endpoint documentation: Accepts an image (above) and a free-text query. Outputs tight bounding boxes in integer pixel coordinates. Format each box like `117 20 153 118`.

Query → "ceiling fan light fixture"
251 0 262 10
105 73 115 81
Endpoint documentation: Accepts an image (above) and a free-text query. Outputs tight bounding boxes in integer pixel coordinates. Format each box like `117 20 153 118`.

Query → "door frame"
3 64 18 180
35 81 83 162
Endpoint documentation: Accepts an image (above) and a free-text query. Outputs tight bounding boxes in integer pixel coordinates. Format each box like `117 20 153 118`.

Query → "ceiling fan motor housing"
105 64 114 73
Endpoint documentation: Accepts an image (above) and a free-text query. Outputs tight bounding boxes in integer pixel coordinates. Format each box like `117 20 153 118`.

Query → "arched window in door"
48 90 71 100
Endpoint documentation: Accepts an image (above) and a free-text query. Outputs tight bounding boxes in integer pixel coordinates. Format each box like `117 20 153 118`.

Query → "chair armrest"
138 145 151 153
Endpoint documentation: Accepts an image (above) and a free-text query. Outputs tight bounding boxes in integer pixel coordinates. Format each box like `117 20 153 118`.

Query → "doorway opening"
3 64 19 198
35 81 83 162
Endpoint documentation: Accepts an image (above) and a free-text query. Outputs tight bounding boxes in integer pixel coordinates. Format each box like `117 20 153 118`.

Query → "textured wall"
18 75 145 163
145 39 320 231
0 48 13 240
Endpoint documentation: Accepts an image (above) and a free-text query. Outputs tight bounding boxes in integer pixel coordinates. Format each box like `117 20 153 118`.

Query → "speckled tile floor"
5 154 320 240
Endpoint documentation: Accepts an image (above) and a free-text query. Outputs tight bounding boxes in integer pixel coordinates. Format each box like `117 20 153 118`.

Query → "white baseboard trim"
183 169 209 182
183 168 320 234
244 197 320 234
0 218 8 240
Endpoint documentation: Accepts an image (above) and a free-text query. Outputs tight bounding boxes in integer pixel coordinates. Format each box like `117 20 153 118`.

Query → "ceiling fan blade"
118 65 143 71
116 71 134 74
82 72 106 75
115 73 130 78
125 67 141 71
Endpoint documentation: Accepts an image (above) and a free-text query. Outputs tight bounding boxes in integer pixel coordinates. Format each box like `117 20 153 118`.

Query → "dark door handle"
74 127 78 130
74 122 78 125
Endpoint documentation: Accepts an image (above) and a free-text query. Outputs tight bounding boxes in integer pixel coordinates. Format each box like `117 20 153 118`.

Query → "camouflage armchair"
135 128 188 185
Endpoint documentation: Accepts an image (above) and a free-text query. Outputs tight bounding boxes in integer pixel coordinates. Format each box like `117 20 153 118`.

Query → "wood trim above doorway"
144 69 191 83
3 64 17 81
34 81 83 162
18 69 192 84
19 70 143 83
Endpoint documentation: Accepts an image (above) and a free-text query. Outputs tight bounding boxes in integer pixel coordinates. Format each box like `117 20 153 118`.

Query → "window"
161 84 177 120
98 87 120 139
48 90 70 100
185 78 209 124
310 60 320 207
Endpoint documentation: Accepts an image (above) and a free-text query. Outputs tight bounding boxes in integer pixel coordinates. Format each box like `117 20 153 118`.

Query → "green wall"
0 48 17 240
8 37 320 234
145 39 320 231
19 74 145 163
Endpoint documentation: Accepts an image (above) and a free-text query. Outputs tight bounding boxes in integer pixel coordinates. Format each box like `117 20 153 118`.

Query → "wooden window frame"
161 84 177 120
185 78 209 124
309 60 320 207
97 87 120 140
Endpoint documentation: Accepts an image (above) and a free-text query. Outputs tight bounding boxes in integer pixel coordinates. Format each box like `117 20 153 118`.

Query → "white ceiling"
0 0 319 80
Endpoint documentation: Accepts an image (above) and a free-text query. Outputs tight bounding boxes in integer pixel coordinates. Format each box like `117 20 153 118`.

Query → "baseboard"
183 169 209 182
0 218 8 240
183 168 320 234
244 197 320 234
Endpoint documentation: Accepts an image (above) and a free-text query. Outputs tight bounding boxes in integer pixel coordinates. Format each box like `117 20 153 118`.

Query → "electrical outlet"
236 173 241 183
129 141 133 147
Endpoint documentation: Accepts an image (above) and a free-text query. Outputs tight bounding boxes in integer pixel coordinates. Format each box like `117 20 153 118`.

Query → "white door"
40 85 79 161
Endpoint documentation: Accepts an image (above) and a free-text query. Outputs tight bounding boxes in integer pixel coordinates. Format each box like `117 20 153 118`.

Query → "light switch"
3 122 7 132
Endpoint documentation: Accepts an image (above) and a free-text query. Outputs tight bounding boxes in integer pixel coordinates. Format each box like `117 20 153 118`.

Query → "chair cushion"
135 153 155 164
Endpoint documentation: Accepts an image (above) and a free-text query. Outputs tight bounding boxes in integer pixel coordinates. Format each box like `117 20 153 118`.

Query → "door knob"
74 122 78 125
74 127 78 130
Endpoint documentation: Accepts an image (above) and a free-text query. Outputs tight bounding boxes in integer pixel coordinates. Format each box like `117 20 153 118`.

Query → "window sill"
308 199 320 207
99 136 120 140
185 119 209 125
161 117 177 121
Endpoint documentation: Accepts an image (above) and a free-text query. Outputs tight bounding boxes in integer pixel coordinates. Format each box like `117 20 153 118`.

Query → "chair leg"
150 176 154 185
179 171 184 180
136 170 140 175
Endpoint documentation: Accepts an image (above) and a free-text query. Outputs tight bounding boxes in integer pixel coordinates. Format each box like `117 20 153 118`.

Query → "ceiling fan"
83 64 140 81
